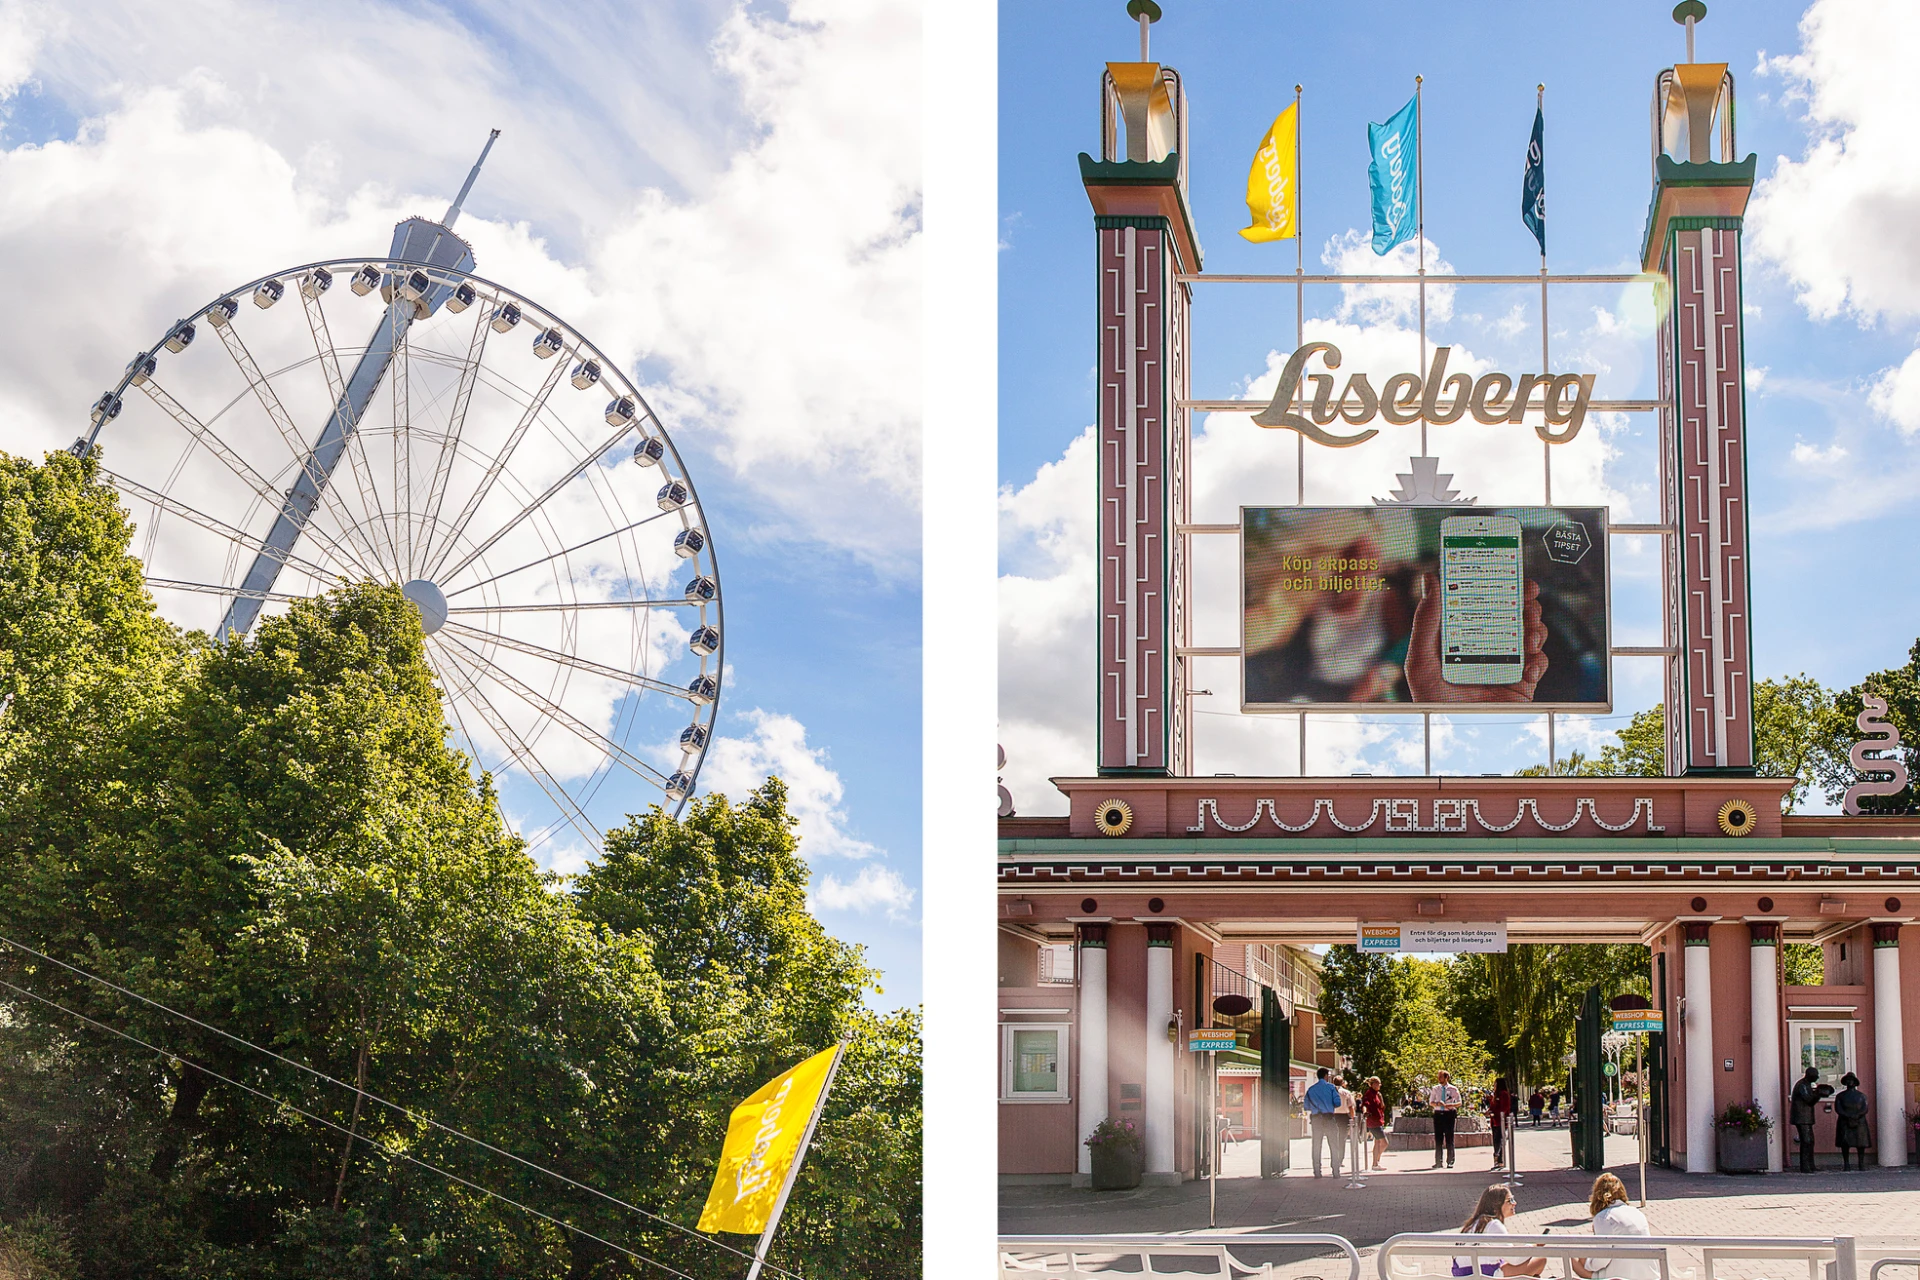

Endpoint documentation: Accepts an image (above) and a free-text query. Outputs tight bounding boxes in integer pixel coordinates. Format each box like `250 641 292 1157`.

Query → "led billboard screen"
1240 506 1610 713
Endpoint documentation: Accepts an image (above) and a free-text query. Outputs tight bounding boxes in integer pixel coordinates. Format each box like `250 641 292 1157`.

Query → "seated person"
1571 1173 1656 1280
1452 1184 1546 1278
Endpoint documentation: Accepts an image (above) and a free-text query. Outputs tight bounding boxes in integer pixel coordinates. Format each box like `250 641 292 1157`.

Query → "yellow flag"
1240 103 1299 243
697 1046 839 1235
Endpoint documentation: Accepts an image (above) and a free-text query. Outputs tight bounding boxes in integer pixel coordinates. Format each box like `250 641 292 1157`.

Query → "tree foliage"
0 451 919 1280
1445 946 1647 1089
1314 947 1409 1095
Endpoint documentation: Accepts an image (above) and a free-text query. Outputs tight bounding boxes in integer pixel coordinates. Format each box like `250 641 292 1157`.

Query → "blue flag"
1367 94 1419 255
1522 106 1546 255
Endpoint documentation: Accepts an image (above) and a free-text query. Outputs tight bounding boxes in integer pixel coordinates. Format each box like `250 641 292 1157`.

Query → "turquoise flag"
1368 94 1419 255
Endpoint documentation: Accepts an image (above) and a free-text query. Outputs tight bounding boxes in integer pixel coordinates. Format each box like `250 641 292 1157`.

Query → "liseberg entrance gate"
996 6 1920 1187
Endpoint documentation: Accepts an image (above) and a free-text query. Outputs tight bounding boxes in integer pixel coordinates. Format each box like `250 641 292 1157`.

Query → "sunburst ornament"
1716 798 1757 837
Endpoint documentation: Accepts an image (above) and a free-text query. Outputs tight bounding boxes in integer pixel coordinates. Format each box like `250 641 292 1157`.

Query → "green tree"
1527 675 1841 812
1315 947 1410 1094
1783 943 1824 986
0 450 921 1280
1388 959 1491 1094
1817 638 1920 810
1445 945 1648 1089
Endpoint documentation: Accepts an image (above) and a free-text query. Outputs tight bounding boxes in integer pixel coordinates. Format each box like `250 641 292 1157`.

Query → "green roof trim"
1640 153 1758 266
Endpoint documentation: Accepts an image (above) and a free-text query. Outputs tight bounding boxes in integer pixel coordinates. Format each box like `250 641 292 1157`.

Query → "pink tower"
1646 5 1759 776
1085 12 1197 779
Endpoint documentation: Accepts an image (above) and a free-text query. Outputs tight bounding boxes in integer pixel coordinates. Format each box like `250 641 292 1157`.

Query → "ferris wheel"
77 134 721 854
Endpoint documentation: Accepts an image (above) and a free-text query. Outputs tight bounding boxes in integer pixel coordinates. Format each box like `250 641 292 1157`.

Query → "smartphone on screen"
1438 514 1524 686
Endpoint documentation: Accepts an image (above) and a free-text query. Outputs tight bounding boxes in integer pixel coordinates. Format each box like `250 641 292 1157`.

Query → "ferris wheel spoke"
438 632 675 789
422 353 570 581
134 380 378 579
144 577 307 605
439 619 691 702
393 312 414 576
432 642 604 850
417 305 491 577
433 416 647 584
298 286 406 575
442 508 678 598
207 313 391 575
105 470 345 586
445 598 695 616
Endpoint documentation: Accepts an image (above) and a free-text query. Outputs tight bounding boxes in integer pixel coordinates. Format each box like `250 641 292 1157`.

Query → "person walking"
1305 1066 1344 1178
1547 1090 1560 1124
1450 1183 1547 1278
1789 1066 1832 1172
1490 1079 1516 1169
1428 1071 1463 1168
1362 1076 1389 1170
1570 1173 1656 1280
1833 1073 1871 1170
1528 1089 1545 1128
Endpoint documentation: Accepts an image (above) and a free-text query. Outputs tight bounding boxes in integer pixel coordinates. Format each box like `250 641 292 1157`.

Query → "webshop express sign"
1251 341 1597 448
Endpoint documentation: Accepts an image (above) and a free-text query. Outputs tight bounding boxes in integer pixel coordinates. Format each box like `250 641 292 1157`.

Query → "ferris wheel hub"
401 578 449 635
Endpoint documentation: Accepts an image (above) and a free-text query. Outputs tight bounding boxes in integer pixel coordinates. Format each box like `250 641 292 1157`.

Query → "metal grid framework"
82 255 721 852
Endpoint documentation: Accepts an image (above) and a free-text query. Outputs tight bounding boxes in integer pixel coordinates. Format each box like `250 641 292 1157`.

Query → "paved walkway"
1001 1128 1920 1277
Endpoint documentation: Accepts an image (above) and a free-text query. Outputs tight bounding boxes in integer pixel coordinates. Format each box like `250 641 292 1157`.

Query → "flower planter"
1090 1142 1143 1190
1716 1128 1769 1173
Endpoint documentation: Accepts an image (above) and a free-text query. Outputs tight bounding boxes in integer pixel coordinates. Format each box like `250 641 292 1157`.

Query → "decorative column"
1871 923 1906 1168
1077 923 1109 1177
1747 920 1783 1172
1643 51 1758 775
1683 921 1717 1173
1144 922 1176 1175
1084 61 1197 777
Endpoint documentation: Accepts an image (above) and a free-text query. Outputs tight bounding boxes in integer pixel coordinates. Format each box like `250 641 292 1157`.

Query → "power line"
0 972 697 1280
0 933 806 1280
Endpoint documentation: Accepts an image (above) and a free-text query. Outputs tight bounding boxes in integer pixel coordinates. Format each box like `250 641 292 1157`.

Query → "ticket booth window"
1003 1024 1068 1100
1791 1022 1855 1080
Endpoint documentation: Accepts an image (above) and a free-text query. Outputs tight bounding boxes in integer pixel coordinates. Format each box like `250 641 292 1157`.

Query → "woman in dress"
1362 1076 1389 1171
1833 1073 1872 1170
1571 1173 1655 1280
1451 1184 1546 1278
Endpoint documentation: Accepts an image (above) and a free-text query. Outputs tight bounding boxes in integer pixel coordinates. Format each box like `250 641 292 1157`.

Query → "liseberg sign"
1252 341 1598 448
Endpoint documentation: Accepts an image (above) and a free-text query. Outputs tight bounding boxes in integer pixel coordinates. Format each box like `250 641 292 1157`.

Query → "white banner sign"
1357 922 1508 954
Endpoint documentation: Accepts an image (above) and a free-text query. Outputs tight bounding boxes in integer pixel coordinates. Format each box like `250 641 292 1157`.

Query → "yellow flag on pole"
1240 103 1299 243
697 1045 840 1236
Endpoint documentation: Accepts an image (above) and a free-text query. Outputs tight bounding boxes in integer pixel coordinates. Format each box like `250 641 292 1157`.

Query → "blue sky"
0 0 922 1003
998 0 1920 810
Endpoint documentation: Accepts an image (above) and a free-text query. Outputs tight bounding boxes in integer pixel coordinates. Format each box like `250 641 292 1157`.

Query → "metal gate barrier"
998 1232 1895 1280
998 1232 1361 1280
1378 1232 1864 1280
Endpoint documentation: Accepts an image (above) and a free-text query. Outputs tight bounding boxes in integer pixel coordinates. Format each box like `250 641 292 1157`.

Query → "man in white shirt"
1427 1071 1463 1168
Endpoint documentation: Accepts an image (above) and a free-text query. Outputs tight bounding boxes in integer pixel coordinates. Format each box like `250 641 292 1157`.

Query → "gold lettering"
1379 371 1422 425
1506 372 1549 424
1469 373 1513 423
1538 373 1595 443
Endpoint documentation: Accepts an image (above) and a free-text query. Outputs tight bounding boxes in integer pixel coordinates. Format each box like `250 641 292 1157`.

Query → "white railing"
1869 1262 1920 1280
999 1232 1361 1280
1378 1233 1860 1280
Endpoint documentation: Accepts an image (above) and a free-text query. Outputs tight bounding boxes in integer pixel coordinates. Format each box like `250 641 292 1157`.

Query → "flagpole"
1415 73 1431 778
1294 82 1308 780
745 1039 849 1280
1415 74 1426 459
1537 82 1554 775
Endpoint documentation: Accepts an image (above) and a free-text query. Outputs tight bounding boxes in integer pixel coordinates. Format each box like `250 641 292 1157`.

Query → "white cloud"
1750 0 1920 323
697 707 882 861
1868 350 1920 435
0 0 920 574
998 236 1636 813
1790 439 1849 465
811 863 914 920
